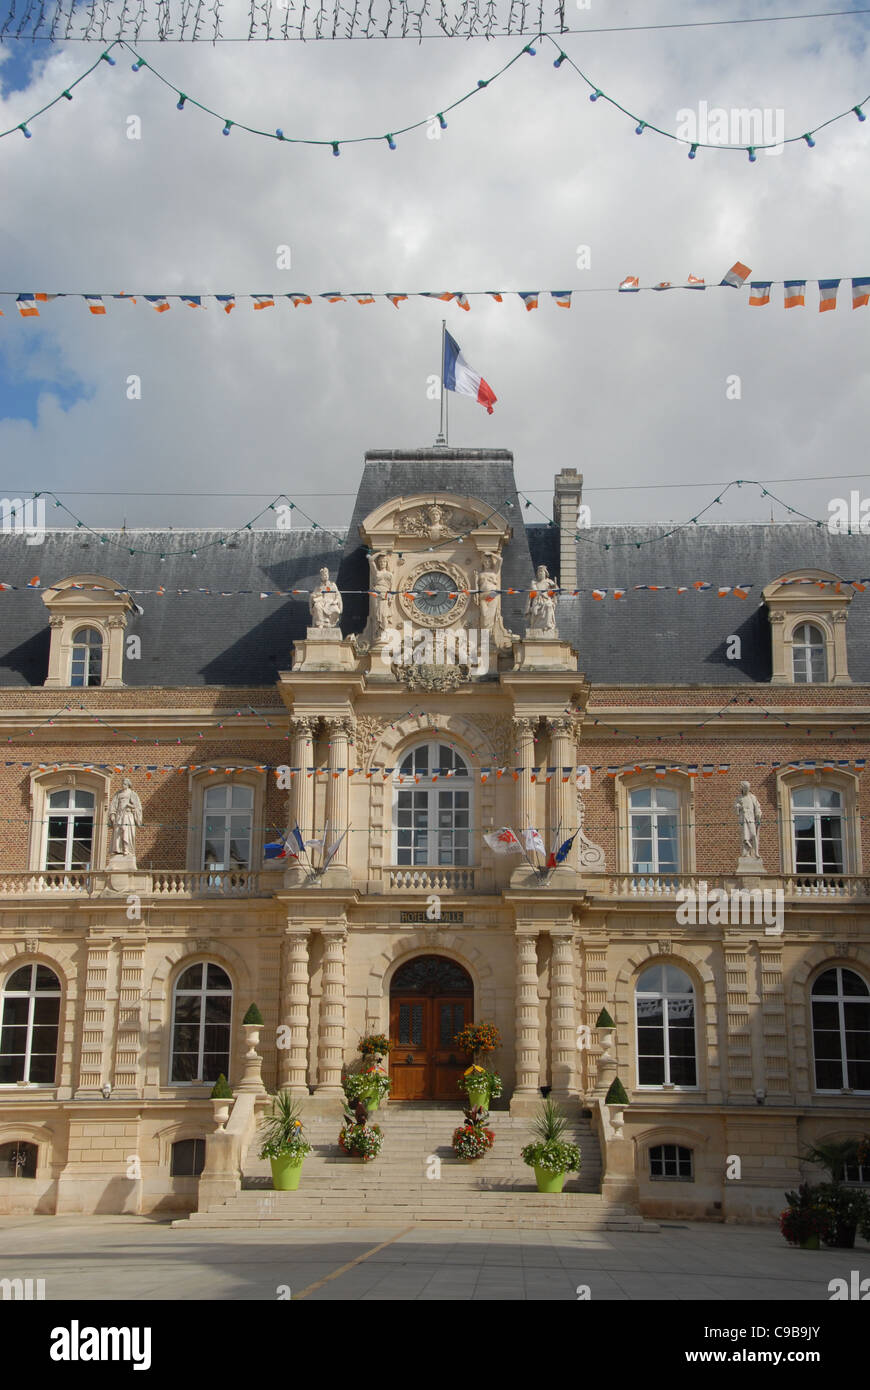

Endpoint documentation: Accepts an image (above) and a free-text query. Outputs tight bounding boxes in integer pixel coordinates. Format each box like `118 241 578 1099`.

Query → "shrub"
258 1092 311 1162
604 1077 629 1105
595 1008 615 1028
243 1003 264 1025
210 1073 232 1099
521 1098 581 1175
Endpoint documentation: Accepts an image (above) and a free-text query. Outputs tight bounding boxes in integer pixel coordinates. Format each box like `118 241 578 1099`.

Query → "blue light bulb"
553 52 566 68
386 134 396 150
177 95 186 110
477 79 488 88
589 90 602 101
222 121 232 136
101 51 116 65
688 143 698 159
804 133 815 147
131 59 144 70
747 147 757 162
275 129 284 139
437 113 447 129
332 142 340 156
635 122 646 135
524 44 536 55
854 105 866 122
19 124 31 139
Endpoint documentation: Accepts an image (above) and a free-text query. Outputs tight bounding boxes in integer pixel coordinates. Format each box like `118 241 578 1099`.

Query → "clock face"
411 570 458 619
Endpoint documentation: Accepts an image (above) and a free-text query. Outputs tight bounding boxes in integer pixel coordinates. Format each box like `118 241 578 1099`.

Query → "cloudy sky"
0 0 868 539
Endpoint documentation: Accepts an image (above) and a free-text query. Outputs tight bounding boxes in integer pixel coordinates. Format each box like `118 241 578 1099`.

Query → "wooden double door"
388 955 473 1101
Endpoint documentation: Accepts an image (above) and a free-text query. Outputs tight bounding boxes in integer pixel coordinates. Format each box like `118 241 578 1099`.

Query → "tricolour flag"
385 293 408 308
113 293 137 305
619 276 640 292
84 296 106 315
518 292 539 310
819 279 840 312
352 293 376 305
546 830 578 869
486 292 503 303
652 282 671 291
749 282 771 306
453 293 471 311
145 296 170 312
483 827 523 855
421 292 455 303
686 274 705 289
443 329 497 415
852 277 870 309
16 294 39 317
216 295 236 313
181 295 204 308
550 291 572 308
783 280 806 308
720 261 751 288
264 833 289 860
253 295 275 309
287 293 312 307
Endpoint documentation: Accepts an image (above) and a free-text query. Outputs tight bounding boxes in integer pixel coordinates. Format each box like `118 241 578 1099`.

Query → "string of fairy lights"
1 34 868 158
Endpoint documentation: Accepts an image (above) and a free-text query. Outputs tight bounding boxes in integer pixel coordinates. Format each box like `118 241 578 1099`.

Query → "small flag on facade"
851 277 870 309
287 293 312 307
385 294 408 307
517 292 539 310
84 296 106 315
253 295 275 309
686 274 705 289
145 296 170 312
216 295 236 313
749 282 771 306
783 281 806 308
16 294 39 317
819 279 840 312
720 262 751 288
619 276 640 292
483 827 523 855
550 291 572 308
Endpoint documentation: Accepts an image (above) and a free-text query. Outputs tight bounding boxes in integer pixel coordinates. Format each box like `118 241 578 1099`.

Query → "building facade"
0 447 868 1221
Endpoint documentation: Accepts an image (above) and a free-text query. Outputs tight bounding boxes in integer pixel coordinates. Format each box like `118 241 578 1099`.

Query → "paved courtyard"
0 1216 867 1300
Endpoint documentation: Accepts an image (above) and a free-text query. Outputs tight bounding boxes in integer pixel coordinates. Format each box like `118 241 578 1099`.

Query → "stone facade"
0 448 867 1222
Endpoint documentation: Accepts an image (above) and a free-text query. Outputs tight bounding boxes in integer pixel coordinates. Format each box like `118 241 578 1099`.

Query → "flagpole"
436 317 447 446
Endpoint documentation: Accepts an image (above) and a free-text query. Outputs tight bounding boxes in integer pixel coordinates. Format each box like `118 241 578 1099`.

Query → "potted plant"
454 1021 501 1065
338 1099 384 1162
458 1063 503 1111
359 1033 391 1063
804 1138 870 1249
780 1183 832 1250
521 1098 582 1193
604 1077 629 1105
452 1105 495 1161
343 1065 392 1112
210 1072 233 1128
258 1091 312 1191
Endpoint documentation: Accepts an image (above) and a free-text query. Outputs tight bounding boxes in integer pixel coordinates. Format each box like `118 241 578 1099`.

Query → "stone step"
180 1216 650 1230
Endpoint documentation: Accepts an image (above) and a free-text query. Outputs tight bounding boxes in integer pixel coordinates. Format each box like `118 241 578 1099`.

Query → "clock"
411 570 458 620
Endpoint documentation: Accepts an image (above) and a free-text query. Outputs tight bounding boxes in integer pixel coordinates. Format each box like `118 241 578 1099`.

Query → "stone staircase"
180 1105 655 1231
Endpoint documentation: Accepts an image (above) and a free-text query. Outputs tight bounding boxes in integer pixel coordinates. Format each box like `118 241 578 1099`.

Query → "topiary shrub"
596 1008 615 1028
604 1077 629 1105
242 1003 264 1025
210 1073 232 1098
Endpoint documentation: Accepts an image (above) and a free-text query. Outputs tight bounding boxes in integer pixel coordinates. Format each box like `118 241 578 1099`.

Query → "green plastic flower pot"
360 1089 380 1112
270 1154 304 1190
466 1085 490 1111
534 1166 567 1194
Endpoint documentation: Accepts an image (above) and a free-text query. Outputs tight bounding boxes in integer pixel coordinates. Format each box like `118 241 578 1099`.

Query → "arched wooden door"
389 955 474 1101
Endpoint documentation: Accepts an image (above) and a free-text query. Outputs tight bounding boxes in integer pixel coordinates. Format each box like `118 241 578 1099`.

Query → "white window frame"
635 963 699 1091
169 961 233 1086
186 769 266 873
616 772 695 878
42 786 97 871
391 741 474 867
27 769 111 873
790 785 845 876
628 784 680 875
810 966 870 1095
776 769 859 877
0 962 61 1088
201 782 255 871
69 625 105 687
791 621 827 684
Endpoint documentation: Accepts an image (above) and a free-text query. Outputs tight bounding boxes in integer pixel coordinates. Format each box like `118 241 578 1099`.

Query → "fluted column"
512 930 541 1106
513 717 537 832
324 716 353 871
550 931 578 1099
315 929 347 1094
278 930 310 1094
289 716 316 842
546 716 577 851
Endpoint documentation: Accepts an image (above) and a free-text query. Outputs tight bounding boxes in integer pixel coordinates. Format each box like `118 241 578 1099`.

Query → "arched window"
70 627 103 687
792 622 827 683
0 1141 38 1178
203 784 254 870
0 964 61 1085
636 964 697 1088
811 967 870 1093
44 788 95 870
629 785 679 874
649 1144 693 1181
170 1138 206 1177
791 786 844 875
393 743 472 866
170 963 232 1084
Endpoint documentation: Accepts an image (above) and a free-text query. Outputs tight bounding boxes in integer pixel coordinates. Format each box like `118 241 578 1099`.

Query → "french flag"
443 330 497 415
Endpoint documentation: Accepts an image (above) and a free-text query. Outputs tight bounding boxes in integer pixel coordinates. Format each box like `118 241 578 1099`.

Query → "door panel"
389 995 470 1100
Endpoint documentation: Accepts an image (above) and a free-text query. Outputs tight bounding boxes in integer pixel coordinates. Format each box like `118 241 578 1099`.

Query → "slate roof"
0 449 866 687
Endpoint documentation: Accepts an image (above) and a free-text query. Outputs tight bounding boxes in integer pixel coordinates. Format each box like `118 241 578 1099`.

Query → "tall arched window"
791 786 844 875
636 964 697 1088
44 788 95 870
393 743 472 866
70 627 103 687
792 622 827 683
811 967 870 1093
170 962 232 1084
0 964 61 1085
629 786 679 874
202 784 254 870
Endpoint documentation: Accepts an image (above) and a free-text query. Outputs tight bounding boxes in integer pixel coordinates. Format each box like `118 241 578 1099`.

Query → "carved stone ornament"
394 663 468 693
576 791 606 870
352 715 388 765
399 503 477 540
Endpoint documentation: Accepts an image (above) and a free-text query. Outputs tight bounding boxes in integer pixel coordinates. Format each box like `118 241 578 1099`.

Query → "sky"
0 0 869 540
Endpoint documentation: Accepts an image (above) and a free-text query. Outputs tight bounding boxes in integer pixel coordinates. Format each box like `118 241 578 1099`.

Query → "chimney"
553 468 583 591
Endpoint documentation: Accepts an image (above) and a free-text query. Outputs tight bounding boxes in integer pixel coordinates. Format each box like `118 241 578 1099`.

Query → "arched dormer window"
763 571 852 686
393 742 472 866
42 574 135 689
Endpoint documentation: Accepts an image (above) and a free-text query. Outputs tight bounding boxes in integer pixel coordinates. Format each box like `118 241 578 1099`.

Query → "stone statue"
526 564 558 635
735 781 763 858
108 778 143 861
369 551 395 639
309 567 343 630
475 554 502 631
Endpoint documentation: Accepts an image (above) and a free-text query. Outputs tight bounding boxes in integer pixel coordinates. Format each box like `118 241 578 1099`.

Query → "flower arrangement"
343 1066 392 1104
338 1099 384 1161
457 1064 503 1099
452 1105 495 1161
780 1184 833 1247
453 1022 501 1056
358 1033 391 1058
258 1092 312 1162
521 1098 582 1176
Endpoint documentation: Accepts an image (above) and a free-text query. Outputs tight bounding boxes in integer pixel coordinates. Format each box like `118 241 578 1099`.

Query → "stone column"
324 716 353 883
513 716 537 830
278 930 310 1095
315 929 347 1098
511 929 541 1113
546 717 577 850
289 716 316 842
549 931 577 1099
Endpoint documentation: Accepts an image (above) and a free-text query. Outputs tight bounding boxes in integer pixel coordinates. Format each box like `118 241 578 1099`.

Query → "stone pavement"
0 1216 867 1300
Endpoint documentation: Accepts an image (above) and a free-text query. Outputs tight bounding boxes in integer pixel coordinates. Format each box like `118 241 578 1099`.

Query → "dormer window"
42 575 135 689
70 627 104 687
764 571 852 685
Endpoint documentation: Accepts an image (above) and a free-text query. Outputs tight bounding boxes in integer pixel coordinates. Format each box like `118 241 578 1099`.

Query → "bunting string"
0 35 867 161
